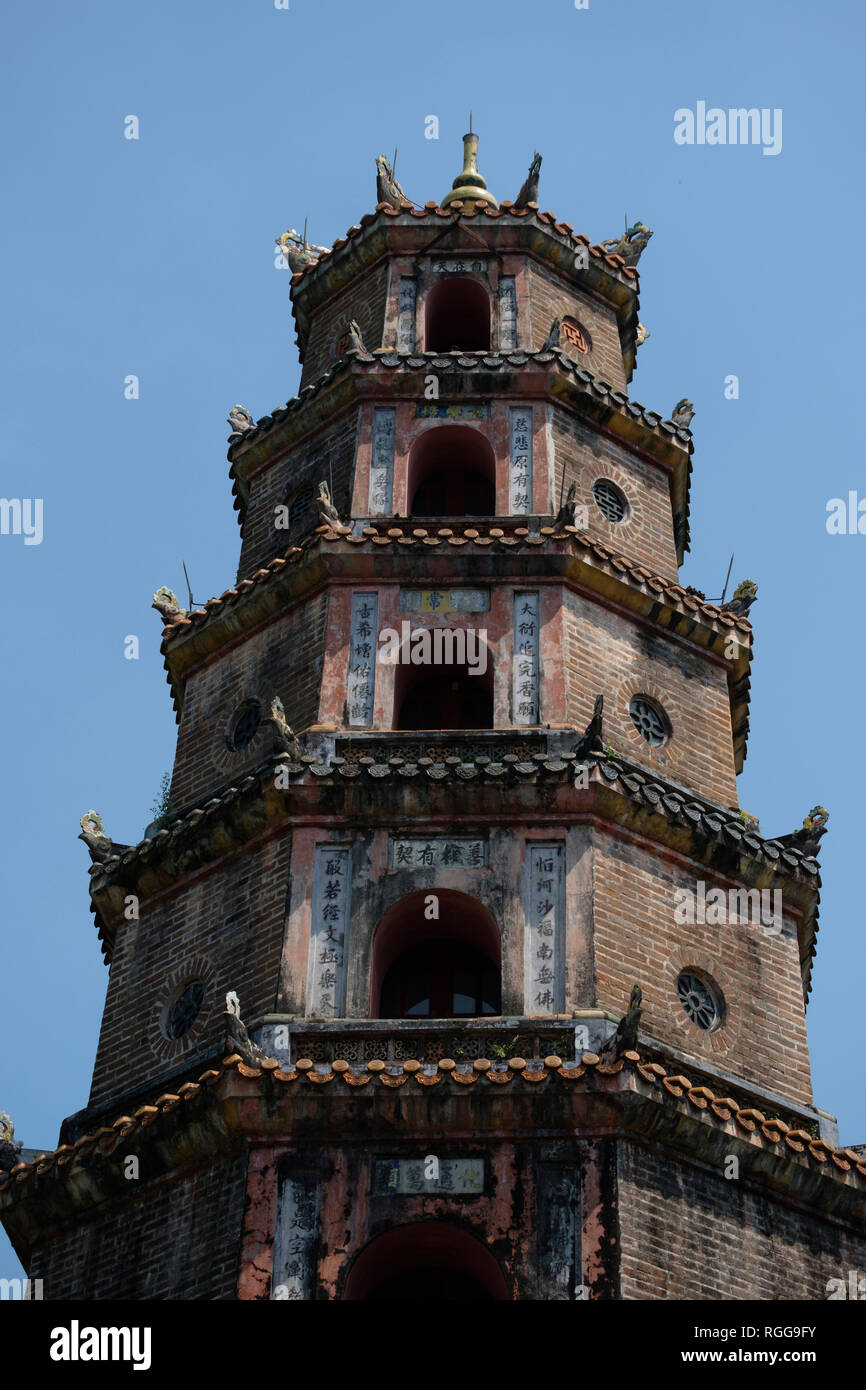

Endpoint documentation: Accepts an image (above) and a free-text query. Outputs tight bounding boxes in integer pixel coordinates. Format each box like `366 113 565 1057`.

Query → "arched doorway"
424 278 491 352
407 425 496 519
343 1223 510 1300
371 889 501 1019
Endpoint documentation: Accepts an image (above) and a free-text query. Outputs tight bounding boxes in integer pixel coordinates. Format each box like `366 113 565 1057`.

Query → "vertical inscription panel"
499 276 517 349
347 592 378 727
513 590 540 726
509 405 533 514
307 845 352 1017
397 278 416 351
272 1174 320 1301
369 406 396 515
537 1164 581 1299
525 842 565 1014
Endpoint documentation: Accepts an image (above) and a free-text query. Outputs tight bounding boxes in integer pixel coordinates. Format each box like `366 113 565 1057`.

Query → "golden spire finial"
441 123 498 211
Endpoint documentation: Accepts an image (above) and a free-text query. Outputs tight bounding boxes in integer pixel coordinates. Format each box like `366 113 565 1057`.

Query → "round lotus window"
629 695 670 747
227 699 262 752
677 972 722 1031
166 979 206 1040
592 479 627 523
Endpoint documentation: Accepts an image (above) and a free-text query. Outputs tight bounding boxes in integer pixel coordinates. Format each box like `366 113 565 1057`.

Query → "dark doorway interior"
396 668 493 731
367 1268 493 1301
425 278 491 352
379 938 500 1019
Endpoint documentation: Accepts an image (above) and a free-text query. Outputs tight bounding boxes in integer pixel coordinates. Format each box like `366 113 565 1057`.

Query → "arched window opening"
371 890 501 1021
395 658 493 731
407 425 496 519
344 1223 510 1301
424 278 491 352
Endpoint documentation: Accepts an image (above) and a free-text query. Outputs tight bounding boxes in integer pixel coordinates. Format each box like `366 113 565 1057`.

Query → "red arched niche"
370 888 501 1019
343 1222 510 1300
407 424 495 518
424 277 491 352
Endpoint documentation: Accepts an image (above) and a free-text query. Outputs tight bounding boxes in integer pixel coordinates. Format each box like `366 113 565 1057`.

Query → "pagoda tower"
3 134 865 1302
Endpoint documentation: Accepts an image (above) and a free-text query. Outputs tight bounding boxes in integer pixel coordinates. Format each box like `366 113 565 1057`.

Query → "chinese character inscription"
509 406 533 514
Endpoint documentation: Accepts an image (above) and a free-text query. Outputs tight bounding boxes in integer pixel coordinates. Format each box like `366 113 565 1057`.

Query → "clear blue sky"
2 0 864 1278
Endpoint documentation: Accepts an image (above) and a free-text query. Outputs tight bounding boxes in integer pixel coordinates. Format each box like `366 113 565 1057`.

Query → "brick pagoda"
3 133 865 1301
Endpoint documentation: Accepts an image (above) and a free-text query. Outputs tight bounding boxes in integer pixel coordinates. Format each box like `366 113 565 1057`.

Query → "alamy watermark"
674 882 783 935
0 498 43 545
826 492 866 534
49 1321 151 1369
674 103 782 156
377 623 488 677
826 1270 866 1299
0 1276 43 1300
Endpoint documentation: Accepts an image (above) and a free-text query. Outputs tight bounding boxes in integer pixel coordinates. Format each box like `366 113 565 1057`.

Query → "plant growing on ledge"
149 772 177 831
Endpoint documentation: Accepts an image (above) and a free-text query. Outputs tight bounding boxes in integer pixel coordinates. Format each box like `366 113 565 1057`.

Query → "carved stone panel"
397 278 416 351
524 842 565 1014
499 276 517 349
272 1173 320 1301
347 592 378 727
509 406 533 514
307 845 352 1017
368 407 396 514
389 837 488 869
513 590 540 725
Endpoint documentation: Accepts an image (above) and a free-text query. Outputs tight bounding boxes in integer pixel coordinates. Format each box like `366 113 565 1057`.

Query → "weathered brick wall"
30 1152 248 1299
238 408 359 578
170 591 329 811
299 261 389 388
591 829 812 1106
528 263 626 391
88 835 291 1110
552 408 680 581
617 1142 866 1299
563 590 738 807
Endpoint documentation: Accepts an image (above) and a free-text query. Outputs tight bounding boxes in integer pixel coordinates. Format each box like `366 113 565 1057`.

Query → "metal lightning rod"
718 552 735 605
